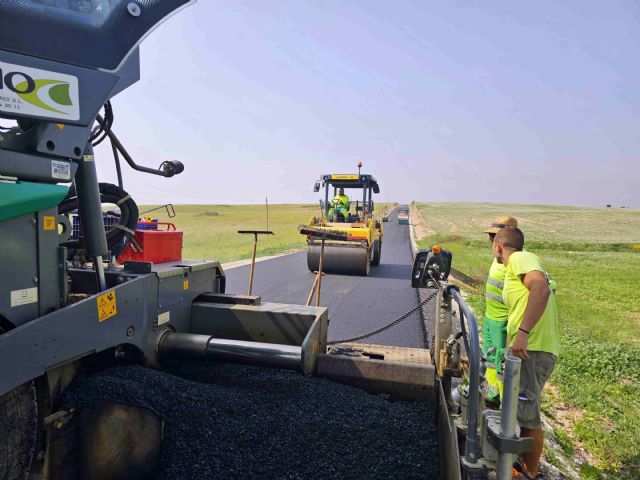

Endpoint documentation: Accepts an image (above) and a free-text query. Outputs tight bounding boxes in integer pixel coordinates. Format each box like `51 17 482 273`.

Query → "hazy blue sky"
96 1 640 207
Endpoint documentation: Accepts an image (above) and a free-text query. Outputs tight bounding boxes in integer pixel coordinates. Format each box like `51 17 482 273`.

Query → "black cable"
328 289 440 345
59 182 138 258
89 109 105 143
92 102 112 146
111 137 124 189
94 102 111 143
90 101 114 146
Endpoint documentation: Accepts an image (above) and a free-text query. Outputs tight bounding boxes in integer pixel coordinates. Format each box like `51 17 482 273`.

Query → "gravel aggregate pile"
62 362 439 479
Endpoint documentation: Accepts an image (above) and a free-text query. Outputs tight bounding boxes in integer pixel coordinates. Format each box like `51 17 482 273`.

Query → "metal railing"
446 285 481 463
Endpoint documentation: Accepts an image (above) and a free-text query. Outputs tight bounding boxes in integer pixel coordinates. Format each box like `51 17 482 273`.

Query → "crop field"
415 202 640 479
137 203 395 264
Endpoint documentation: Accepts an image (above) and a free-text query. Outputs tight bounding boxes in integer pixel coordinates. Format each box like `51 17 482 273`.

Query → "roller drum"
307 242 371 276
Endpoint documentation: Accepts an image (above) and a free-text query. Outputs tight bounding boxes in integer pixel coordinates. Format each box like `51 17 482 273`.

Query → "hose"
458 307 472 358
90 101 113 147
59 182 138 258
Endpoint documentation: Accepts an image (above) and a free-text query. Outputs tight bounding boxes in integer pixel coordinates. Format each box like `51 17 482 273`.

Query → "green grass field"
138 203 395 264
415 202 640 479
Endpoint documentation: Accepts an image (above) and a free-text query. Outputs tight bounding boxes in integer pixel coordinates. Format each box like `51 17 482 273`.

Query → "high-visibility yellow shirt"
503 251 560 356
485 258 508 322
332 195 350 209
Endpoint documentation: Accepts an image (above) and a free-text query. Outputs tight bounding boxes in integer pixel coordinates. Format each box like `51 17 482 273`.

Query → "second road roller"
305 163 383 275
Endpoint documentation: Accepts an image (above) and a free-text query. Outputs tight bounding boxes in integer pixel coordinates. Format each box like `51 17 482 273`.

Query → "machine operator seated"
328 188 350 222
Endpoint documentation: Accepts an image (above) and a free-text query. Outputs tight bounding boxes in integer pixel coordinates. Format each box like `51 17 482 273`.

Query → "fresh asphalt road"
224 208 431 348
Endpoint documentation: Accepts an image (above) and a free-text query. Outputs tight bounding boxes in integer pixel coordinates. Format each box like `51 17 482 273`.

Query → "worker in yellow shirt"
483 215 518 405
493 227 560 480
328 188 350 222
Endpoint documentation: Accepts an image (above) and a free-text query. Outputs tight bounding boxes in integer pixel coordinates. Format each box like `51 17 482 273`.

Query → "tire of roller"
371 239 382 266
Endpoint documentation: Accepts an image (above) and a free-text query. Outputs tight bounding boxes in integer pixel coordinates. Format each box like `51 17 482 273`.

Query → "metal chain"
327 288 440 345
418 287 432 351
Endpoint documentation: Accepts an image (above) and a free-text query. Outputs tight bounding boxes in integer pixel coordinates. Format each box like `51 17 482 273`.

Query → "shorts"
516 350 556 429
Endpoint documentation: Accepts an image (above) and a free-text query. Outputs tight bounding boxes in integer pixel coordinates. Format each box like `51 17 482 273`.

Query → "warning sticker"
158 311 170 325
183 279 189 290
97 290 117 322
43 215 56 231
10 287 38 307
51 160 71 180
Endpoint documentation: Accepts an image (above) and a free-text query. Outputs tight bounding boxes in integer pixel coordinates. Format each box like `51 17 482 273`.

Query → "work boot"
512 461 544 479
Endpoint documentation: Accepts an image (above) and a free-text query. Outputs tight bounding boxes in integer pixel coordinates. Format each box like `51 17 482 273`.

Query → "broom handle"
306 273 320 306
248 233 258 295
316 238 325 306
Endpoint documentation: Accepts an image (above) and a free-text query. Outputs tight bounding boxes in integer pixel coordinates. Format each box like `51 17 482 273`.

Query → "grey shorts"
516 351 557 429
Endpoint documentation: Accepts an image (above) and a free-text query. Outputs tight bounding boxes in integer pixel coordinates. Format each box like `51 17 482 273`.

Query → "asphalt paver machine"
0 2 532 479
0 2 327 477
306 167 383 275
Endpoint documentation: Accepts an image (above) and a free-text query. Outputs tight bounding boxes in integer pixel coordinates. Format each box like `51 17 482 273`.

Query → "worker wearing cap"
493 226 559 479
483 215 518 405
328 188 350 222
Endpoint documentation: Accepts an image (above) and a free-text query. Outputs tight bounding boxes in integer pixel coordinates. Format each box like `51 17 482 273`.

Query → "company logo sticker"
0 61 79 120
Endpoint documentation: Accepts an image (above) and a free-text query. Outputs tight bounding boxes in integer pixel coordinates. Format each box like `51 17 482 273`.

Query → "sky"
95 0 640 207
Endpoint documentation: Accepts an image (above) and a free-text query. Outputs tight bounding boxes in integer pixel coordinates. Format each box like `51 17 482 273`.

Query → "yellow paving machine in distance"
305 166 383 275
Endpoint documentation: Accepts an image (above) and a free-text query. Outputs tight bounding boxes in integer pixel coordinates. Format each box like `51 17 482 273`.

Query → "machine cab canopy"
316 174 380 194
315 173 380 222
0 0 196 126
0 0 193 72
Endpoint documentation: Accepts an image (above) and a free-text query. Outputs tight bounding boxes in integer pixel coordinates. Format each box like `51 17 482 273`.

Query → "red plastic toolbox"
118 222 183 264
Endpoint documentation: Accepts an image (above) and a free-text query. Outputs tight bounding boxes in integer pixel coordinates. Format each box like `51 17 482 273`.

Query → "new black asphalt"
63 363 439 479
225 207 432 348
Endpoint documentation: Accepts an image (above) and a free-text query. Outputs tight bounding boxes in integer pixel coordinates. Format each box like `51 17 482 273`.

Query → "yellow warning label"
43 216 56 231
183 279 189 290
331 174 359 180
97 291 117 322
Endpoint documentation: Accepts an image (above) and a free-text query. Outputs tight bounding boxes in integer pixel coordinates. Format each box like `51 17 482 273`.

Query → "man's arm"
510 270 551 360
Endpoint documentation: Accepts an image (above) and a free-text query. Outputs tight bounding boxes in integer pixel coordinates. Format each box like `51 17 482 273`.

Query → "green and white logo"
0 61 79 121
17 79 73 114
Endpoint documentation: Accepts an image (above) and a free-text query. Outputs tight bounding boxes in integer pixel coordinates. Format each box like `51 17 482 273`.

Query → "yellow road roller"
306 167 383 275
